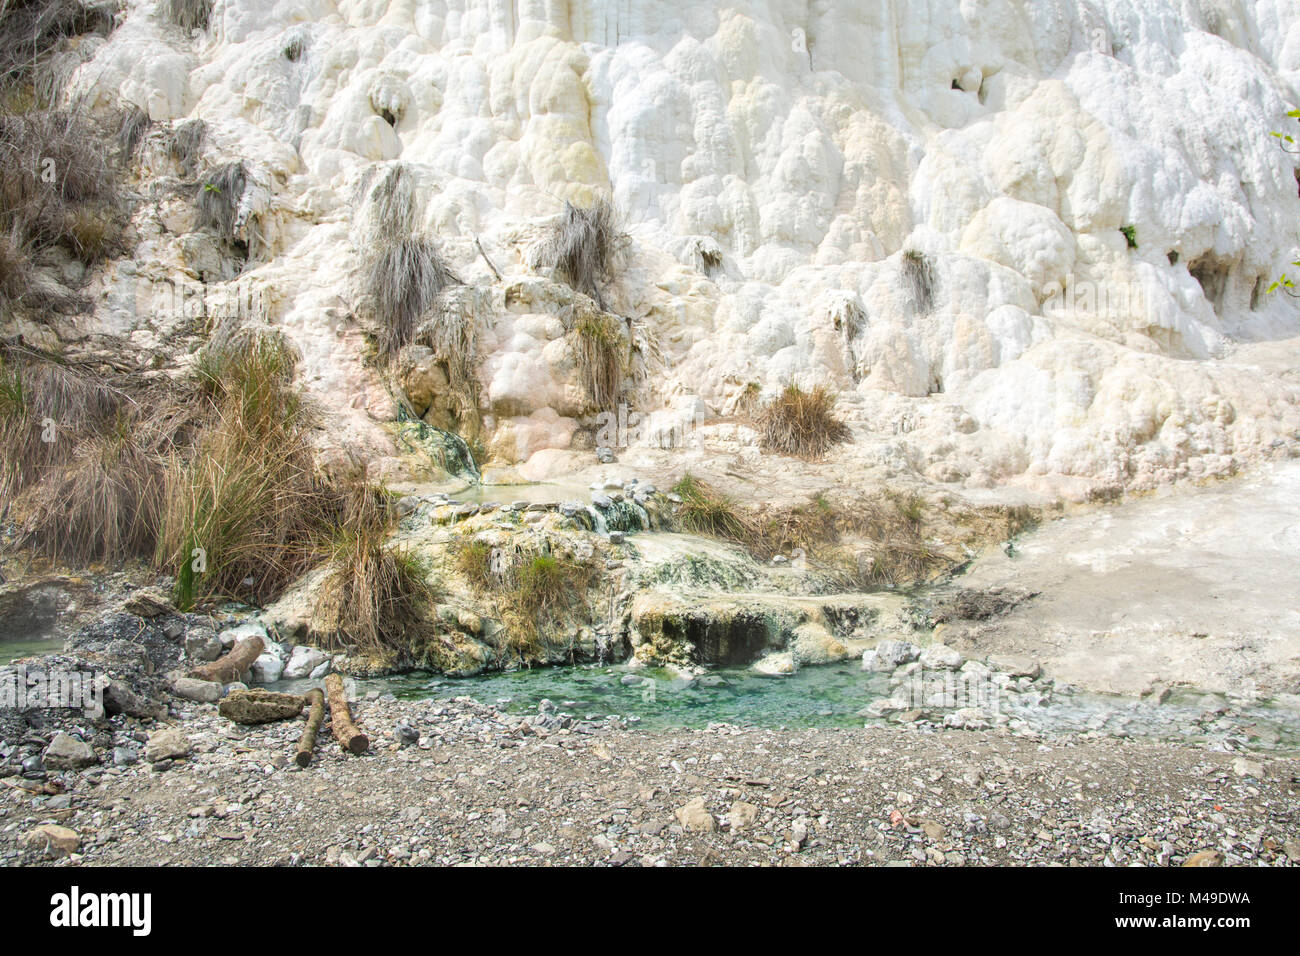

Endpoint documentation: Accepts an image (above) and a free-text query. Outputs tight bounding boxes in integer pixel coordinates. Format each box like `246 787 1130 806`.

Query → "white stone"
283 646 329 680
249 653 284 684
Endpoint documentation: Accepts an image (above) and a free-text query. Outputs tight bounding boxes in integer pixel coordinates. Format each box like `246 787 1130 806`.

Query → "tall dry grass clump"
311 485 441 660
536 198 621 310
0 0 111 97
361 237 460 360
0 345 201 565
670 473 757 545
756 384 850 460
901 249 935 314
164 0 212 33
572 310 624 410
157 330 334 607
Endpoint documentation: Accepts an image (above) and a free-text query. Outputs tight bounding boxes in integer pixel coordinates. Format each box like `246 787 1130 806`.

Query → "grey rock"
145 728 191 763
282 645 328 680
171 676 222 703
43 732 96 770
184 626 223 662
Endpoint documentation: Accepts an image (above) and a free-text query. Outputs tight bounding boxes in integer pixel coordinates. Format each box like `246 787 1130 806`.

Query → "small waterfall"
395 408 480 483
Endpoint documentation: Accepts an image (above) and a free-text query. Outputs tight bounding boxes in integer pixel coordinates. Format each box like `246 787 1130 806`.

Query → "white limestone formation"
65 0 1300 496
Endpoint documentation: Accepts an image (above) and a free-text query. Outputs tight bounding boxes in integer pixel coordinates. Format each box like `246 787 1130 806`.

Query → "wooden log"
189 635 264 684
295 688 326 768
324 673 369 755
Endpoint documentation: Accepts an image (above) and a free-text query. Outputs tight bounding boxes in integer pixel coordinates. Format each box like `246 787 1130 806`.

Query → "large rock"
866 640 920 672
184 626 223 663
791 621 849 665
104 678 167 721
919 643 964 670
22 824 79 858
171 676 222 703
282 645 329 680
249 651 285 684
675 798 716 832
218 689 306 724
43 732 96 770
145 727 191 763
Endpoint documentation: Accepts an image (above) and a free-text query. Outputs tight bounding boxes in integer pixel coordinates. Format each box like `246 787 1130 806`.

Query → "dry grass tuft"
169 118 206 178
361 237 461 360
0 0 111 99
756 384 850 460
902 249 935 314
12 421 165 565
670 473 757 545
536 198 621 310
164 0 212 33
571 310 624 410
115 104 150 161
157 329 333 608
196 160 247 241
312 485 441 660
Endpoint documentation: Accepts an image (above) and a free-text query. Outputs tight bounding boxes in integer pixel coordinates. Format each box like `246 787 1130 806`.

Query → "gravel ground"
2 696 1298 867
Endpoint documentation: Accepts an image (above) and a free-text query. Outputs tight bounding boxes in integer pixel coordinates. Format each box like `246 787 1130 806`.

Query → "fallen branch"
475 235 503 281
295 688 325 768
324 673 369 755
189 635 264 684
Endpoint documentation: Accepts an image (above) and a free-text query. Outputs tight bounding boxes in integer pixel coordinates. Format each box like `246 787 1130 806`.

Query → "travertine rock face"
67 1 1300 493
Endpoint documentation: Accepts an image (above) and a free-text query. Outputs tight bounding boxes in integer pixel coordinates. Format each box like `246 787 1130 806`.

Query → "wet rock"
792 622 849 665
249 652 285 684
753 652 795 676
283 645 329 680
867 640 920 671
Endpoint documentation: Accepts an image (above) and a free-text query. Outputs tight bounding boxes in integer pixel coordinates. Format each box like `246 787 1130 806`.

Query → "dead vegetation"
756 384 850 460
164 0 212 33
0 108 124 291
535 198 622 310
667 475 964 590
311 485 442 661
157 329 335 608
0 0 112 99
195 161 246 239
361 237 461 361
902 249 935 314
0 344 195 566
571 309 624 410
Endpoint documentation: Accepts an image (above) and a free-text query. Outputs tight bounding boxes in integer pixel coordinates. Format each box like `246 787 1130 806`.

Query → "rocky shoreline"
3 692 1297 867
2 580 1298 867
